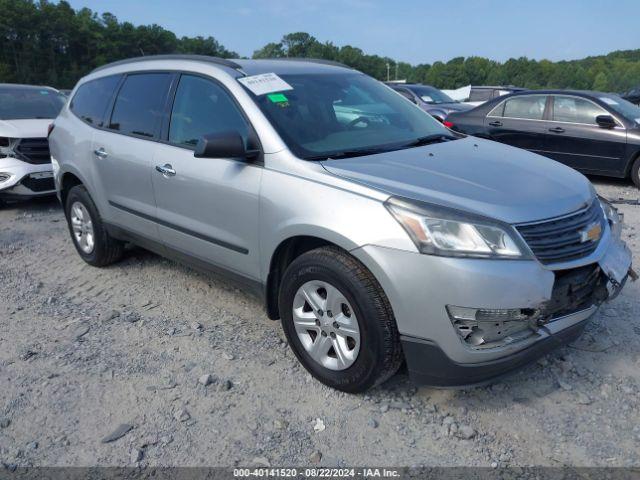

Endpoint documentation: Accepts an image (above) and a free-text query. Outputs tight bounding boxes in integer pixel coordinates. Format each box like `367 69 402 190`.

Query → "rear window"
503 96 547 120
0 87 66 120
70 75 121 127
108 73 172 139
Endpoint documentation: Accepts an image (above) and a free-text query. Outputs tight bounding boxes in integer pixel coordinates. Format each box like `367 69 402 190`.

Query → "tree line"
1 0 638 94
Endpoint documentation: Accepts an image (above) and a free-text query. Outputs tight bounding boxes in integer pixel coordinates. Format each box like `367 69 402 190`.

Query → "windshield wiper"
399 134 457 149
307 148 392 161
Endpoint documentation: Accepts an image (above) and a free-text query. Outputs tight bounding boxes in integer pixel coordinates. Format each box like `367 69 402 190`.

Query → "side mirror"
596 115 617 129
194 131 259 160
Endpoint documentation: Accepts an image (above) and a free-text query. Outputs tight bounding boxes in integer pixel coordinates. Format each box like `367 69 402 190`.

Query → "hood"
0 119 53 138
320 137 594 224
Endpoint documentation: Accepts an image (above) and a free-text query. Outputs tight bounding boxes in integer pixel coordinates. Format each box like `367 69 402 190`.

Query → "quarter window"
552 96 607 124
169 75 250 148
108 73 172 138
70 75 121 127
502 96 546 120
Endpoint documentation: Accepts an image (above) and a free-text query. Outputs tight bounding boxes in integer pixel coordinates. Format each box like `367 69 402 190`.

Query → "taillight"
47 123 55 137
443 120 454 128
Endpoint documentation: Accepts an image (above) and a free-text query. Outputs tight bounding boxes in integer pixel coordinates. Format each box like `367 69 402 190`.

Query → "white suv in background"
0 84 66 205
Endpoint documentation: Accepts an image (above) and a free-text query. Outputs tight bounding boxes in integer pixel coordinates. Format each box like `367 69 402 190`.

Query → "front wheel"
278 247 403 393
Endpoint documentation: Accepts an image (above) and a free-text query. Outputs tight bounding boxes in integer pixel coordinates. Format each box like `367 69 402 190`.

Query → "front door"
542 95 627 174
151 74 262 280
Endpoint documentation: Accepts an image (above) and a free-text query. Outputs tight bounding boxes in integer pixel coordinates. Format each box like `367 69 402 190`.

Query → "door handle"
155 164 176 177
93 147 108 159
548 127 565 133
489 121 503 127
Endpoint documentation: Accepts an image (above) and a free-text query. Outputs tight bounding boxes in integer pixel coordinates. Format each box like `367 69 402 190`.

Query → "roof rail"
274 58 353 69
91 54 242 74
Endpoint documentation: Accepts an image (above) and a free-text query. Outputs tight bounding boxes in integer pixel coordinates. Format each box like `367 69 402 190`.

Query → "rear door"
483 94 548 153
92 72 173 239
542 95 627 174
151 73 262 279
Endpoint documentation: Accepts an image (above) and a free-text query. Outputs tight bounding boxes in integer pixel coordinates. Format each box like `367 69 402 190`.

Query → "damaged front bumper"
351 221 634 387
0 157 55 199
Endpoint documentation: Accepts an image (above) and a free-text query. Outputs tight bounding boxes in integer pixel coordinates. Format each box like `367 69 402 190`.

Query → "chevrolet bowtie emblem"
580 222 602 243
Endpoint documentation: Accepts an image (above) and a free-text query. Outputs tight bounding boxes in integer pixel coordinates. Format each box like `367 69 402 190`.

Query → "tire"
278 246 403 393
631 156 640 189
64 185 124 267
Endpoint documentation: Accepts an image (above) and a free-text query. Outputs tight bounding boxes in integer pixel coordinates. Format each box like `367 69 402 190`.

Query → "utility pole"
395 63 398 81
386 63 390 82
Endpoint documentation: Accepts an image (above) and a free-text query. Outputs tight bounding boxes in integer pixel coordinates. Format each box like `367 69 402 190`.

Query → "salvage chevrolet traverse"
49 56 634 392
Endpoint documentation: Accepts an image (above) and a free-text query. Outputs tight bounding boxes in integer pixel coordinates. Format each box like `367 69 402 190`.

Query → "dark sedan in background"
386 83 472 122
445 90 640 187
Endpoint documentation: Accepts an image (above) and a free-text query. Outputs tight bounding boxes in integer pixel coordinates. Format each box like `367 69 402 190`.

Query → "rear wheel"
631 156 640 189
278 246 403 393
65 185 124 266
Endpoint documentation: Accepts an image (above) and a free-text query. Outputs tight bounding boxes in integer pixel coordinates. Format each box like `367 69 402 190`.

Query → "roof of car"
0 83 59 91
472 85 526 90
507 89 617 98
91 55 355 76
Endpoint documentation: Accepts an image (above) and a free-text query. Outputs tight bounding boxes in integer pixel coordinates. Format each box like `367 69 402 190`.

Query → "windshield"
408 85 455 104
242 73 451 160
598 94 640 123
0 87 66 120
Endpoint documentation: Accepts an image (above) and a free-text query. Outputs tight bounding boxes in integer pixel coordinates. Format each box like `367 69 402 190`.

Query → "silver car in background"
49 55 634 392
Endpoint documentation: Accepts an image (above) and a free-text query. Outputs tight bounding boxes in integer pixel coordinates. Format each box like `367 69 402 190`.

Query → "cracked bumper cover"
351 225 632 387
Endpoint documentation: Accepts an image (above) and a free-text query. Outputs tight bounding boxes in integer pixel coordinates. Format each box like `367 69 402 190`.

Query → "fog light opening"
446 305 540 348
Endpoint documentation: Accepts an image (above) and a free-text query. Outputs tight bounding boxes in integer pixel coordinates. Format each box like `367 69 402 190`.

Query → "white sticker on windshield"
238 73 293 96
600 97 618 105
421 95 433 102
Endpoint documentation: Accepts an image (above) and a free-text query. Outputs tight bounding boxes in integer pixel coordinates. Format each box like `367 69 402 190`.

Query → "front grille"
516 201 605 264
15 138 51 165
20 176 55 192
542 264 607 319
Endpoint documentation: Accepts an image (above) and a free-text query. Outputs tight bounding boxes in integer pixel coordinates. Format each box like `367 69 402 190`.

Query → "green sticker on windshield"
267 93 288 103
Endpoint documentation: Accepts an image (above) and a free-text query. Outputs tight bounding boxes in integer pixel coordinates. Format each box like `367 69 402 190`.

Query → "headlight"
385 197 528 259
599 195 623 237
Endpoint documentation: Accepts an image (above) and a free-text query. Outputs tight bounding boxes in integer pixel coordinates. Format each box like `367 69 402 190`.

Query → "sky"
65 0 640 65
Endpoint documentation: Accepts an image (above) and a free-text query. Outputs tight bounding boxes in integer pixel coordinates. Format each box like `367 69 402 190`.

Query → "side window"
394 88 416 103
503 96 546 120
168 75 250 148
70 75 121 127
552 96 607 124
108 73 172 138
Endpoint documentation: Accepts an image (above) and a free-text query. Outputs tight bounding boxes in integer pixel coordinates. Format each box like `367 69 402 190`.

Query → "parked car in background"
445 90 640 187
50 56 633 392
386 83 473 122
0 84 66 205
622 86 640 106
465 85 527 107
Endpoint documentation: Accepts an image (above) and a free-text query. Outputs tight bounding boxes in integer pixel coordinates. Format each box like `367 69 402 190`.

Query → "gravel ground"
0 176 639 469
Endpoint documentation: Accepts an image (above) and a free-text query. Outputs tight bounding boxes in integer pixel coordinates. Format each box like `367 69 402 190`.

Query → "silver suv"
49 55 634 392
